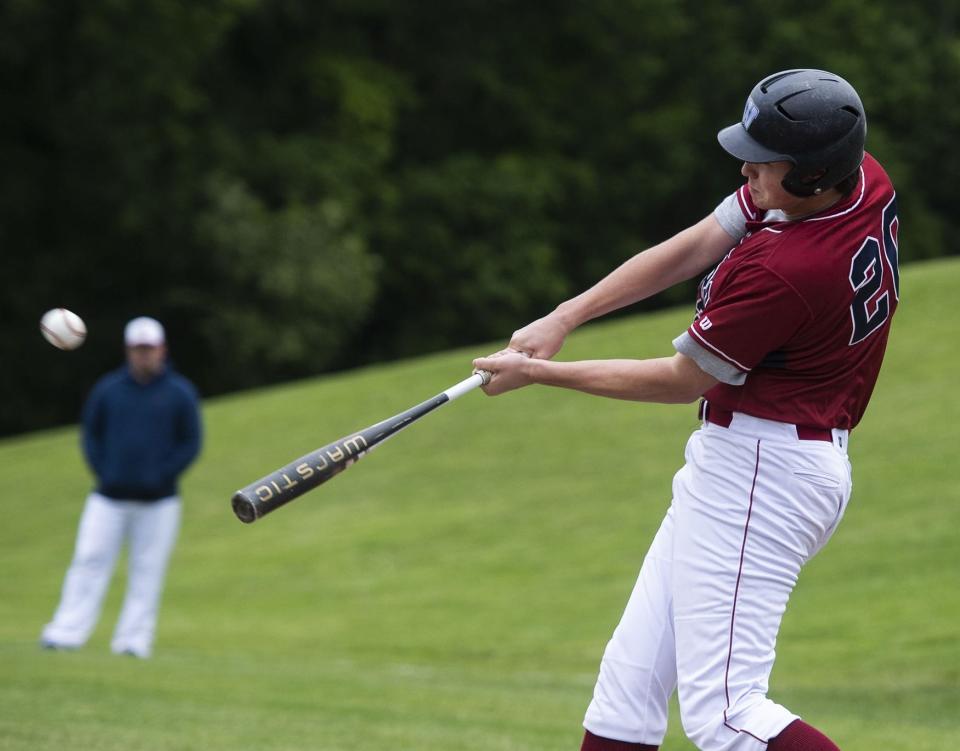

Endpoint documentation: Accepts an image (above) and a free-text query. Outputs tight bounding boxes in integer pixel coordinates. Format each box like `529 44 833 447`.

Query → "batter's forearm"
551 216 734 329
524 354 716 404
548 256 670 332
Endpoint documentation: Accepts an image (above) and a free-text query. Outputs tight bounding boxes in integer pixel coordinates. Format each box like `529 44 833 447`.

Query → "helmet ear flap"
781 168 828 197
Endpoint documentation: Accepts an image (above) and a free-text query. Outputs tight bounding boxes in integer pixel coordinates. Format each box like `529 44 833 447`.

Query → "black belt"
701 402 833 443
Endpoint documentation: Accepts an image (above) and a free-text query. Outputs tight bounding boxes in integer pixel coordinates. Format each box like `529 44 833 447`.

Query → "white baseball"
40 308 87 350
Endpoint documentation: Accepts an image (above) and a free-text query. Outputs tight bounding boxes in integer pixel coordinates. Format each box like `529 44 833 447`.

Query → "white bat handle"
442 370 490 401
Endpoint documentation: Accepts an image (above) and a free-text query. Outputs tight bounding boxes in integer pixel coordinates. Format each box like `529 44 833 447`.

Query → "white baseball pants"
41 492 181 658
584 412 852 750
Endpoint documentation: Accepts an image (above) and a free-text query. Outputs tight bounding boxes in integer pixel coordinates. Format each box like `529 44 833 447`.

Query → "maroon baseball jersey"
673 153 899 430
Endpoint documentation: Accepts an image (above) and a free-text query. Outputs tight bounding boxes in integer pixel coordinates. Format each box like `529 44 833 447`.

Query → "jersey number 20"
849 196 899 345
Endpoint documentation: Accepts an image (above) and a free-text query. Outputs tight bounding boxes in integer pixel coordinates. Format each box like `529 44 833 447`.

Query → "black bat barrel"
231 437 359 523
231 393 451 523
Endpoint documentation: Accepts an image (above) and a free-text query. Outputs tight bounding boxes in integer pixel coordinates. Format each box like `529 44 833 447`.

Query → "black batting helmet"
717 69 867 197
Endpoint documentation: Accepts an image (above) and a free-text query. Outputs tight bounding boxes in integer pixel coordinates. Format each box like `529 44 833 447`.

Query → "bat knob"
232 492 259 524
474 369 492 385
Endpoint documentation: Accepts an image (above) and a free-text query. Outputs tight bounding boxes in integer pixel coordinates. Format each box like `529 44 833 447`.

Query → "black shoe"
40 640 75 651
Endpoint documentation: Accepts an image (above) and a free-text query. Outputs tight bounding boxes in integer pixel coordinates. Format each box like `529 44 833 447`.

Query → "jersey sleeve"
81 377 110 476
713 185 758 241
674 263 811 384
673 330 746 385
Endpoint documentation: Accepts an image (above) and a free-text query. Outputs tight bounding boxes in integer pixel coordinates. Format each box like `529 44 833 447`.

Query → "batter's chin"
749 190 773 210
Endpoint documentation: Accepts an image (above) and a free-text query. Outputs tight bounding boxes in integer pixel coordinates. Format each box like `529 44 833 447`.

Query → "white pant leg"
41 493 128 647
583 507 679 745
672 425 851 751
111 496 181 657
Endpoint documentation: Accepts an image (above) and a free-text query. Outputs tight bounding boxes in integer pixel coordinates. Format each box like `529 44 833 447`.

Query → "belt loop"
831 428 849 452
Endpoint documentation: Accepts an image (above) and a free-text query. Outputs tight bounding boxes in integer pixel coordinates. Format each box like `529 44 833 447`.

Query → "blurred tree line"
2 0 957 435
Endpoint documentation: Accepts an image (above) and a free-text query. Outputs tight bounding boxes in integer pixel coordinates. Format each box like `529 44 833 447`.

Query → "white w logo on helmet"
742 97 760 130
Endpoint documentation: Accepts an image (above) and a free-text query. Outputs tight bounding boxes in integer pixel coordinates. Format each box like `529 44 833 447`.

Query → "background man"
41 316 202 658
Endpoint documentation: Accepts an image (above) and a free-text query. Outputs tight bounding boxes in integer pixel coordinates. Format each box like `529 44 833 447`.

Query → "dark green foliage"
1 0 957 434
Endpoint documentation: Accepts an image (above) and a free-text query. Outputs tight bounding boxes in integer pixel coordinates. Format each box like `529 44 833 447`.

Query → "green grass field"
1 258 957 750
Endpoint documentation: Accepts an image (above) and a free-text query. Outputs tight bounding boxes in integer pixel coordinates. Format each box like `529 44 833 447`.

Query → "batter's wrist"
551 301 583 333
524 356 545 386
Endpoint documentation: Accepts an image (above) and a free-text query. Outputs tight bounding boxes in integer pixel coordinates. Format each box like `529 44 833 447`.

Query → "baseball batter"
473 69 899 751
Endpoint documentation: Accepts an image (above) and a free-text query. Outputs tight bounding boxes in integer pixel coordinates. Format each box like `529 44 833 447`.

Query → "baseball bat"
231 369 491 524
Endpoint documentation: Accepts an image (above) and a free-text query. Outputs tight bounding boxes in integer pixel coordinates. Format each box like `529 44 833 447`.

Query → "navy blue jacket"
82 365 202 500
